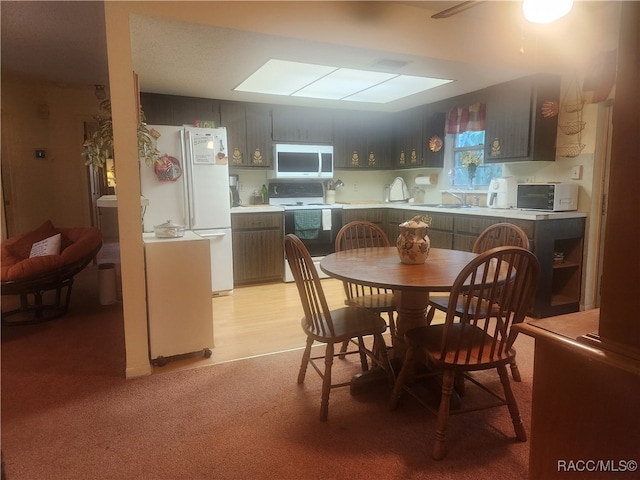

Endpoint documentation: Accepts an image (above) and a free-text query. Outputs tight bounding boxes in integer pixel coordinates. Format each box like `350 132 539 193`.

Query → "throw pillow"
5 220 59 259
29 233 62 258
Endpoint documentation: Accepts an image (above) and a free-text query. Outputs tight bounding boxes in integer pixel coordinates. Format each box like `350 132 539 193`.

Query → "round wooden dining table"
320 246 478 353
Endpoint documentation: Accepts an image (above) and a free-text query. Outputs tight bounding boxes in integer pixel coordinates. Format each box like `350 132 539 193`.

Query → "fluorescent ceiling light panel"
345 75 453 103
235 59 336 95
235 59 453 103
292 68 397 100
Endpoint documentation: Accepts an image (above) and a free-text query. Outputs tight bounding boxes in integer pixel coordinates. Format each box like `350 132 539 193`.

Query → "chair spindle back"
472 223 530 254
439 246 539 366
335 221 391 300
284 234 335 337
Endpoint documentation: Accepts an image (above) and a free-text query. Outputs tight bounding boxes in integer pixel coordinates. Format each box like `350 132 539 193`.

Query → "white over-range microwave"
268 144 333 180
517 183 579 211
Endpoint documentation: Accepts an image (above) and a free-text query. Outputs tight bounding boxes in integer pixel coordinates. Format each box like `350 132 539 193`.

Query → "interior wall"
105 1 624 378
1 72 100 236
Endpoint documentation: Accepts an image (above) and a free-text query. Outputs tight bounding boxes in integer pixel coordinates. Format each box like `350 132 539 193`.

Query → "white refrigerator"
140 125 233 295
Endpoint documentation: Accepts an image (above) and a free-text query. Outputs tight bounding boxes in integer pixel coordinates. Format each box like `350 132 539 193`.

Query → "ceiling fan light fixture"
523 0 573 24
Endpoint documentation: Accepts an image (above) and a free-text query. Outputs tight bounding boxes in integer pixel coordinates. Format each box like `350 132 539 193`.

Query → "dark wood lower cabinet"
517 312 640 479
532 217 585 318
232 213 283 285
347 208 584 318
232 208 584 318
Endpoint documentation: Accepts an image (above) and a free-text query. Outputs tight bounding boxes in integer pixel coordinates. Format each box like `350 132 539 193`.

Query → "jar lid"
400 215 430 228
155 220 184 229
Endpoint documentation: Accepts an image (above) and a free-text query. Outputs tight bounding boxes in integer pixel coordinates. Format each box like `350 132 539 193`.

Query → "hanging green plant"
82 99 161 168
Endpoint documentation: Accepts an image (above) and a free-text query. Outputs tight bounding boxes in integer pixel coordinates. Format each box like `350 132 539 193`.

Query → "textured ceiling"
1 1 622 112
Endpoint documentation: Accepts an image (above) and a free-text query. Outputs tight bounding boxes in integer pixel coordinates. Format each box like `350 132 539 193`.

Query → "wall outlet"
524 176 536 183
353 182 358 192
571 165 583 180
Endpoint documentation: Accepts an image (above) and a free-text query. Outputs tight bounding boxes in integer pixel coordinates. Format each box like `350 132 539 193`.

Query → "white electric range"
268 182 342 282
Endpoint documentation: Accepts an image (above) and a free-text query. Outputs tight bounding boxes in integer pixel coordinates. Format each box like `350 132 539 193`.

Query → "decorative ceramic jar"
396 215 431 265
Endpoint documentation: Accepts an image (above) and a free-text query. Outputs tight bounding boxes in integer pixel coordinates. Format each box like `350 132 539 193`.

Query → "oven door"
283 208 342 281
283 209 341 257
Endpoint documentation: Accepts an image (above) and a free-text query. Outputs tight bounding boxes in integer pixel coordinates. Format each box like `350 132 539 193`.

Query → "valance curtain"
445 103 486 135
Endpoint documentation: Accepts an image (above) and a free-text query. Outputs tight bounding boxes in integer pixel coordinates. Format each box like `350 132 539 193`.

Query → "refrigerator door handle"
198 232 227 238
183 130 197 228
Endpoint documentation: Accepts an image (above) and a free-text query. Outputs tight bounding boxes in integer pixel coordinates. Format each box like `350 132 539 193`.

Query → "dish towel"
322 209 332 231
294 210 321 239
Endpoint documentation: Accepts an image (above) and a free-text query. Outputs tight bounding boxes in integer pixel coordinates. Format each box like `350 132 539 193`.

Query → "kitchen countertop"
231 205 285 213
232 203 587 220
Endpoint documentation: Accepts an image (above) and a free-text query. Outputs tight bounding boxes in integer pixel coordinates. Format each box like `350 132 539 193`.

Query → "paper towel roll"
415 175 438 185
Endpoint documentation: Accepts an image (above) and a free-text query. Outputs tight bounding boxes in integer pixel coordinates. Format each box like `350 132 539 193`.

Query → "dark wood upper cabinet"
271 106 333 143
422 111 446 168
245 103 273 167
393 108 424 168
333 111 390 169
140 92 220 127
333 111 366 168
220 101 247 166
220 101 272 167
483 74 561 163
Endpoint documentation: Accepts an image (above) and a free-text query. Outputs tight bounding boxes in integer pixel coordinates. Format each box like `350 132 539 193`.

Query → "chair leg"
298 337 314 384
497 365 527 442
510 357 522 382
453 372 466 397
426 305 436 326
373 333 394 382
387 311 396 341
433 369 455 460
320 343 335 421
338 340 350 359
357 336 369 371
388 342 416 410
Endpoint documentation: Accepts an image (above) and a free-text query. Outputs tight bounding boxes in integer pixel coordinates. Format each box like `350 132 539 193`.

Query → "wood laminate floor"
153 278 368 374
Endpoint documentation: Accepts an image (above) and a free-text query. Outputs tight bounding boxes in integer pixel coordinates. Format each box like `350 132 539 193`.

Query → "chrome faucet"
448 189 467 206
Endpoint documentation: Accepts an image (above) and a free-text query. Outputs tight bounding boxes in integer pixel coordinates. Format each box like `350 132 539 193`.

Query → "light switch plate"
571 165 582 180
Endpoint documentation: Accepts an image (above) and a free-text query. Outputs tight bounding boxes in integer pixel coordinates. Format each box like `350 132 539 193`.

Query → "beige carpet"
1 265 533 479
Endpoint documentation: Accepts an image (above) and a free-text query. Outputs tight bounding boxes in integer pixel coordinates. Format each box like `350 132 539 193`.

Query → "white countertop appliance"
140 125 233 295
517 183 579 211
488 177 517 209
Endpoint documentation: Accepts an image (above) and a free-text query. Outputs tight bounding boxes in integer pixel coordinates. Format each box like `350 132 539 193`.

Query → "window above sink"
448 130 503 188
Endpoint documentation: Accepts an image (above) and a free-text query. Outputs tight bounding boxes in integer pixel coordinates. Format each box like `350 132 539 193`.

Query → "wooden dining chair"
426 222 530 382
335 221 397 349
284 234 392 421
389 246 540 460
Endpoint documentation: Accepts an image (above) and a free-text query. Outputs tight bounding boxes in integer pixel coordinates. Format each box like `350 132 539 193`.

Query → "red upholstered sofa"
1 220 102 325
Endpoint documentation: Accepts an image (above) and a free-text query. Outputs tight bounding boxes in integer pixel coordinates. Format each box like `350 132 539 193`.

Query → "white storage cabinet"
143 232 214 366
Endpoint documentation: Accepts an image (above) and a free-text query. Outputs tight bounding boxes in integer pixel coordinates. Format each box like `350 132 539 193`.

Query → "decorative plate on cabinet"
428 135 443 152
